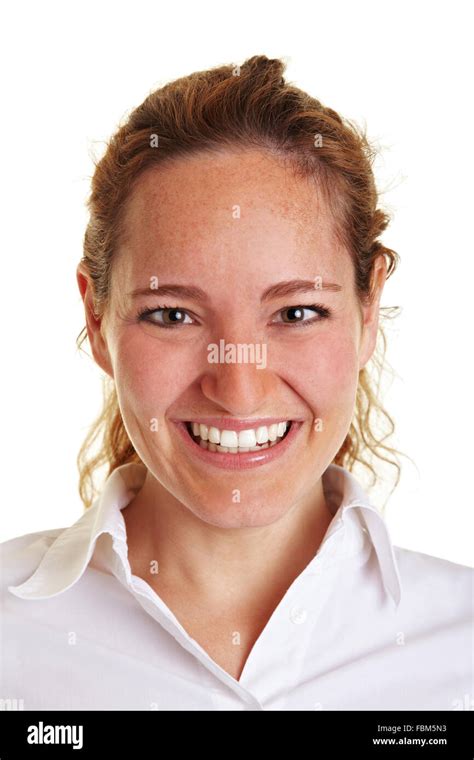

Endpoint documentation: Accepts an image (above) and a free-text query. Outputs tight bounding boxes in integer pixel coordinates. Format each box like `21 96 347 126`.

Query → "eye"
136 303 331 330
137 305 195 328
273 305 331 327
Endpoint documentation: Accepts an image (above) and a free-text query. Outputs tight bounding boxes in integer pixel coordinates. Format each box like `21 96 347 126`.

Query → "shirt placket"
233 521 349 708
107 535 264 708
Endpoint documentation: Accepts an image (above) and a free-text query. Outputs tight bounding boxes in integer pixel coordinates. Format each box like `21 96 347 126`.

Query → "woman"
1 55 471 711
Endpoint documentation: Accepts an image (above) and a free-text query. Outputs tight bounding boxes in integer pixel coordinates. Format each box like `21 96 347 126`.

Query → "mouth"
185 420 292 452
173 419 302 470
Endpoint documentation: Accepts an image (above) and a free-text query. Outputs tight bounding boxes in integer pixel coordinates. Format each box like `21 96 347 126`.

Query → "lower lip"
173 420 303 470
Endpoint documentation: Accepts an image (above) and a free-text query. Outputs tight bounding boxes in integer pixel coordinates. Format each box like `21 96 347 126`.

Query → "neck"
122 471 334 612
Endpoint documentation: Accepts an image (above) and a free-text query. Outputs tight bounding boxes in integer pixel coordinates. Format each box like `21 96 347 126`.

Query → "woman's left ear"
358 255 388 370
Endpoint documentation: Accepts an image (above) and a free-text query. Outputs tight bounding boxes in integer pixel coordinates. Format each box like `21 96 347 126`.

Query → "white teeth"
220 430 239 447
198 441 271 453
256 426 269 444
187 421 290 452
208 426 221 444
237 429 257 447
268 424 278 442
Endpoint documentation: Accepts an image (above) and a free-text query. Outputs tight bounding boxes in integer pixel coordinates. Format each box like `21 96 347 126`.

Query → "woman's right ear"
76 263 114 379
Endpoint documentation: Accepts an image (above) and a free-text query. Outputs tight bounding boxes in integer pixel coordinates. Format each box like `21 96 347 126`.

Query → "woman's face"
79 148 385 528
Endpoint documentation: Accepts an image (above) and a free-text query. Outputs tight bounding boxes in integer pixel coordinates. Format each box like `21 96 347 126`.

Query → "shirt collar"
8 462 402 607
322 464 402 606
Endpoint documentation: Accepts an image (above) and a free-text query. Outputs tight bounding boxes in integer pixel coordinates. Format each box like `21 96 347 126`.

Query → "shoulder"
394 543 472 582
394 544 472 618
0 528 65 592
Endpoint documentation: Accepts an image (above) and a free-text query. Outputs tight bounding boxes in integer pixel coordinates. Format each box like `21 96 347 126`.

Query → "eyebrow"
129 279 342 303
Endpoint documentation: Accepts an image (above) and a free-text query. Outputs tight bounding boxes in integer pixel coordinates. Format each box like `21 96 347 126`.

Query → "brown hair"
77 54 407 510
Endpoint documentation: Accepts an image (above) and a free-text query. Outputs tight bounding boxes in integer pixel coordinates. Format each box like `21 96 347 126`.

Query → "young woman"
2 55 471 711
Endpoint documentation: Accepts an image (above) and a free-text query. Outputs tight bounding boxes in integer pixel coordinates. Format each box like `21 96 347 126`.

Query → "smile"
186 420 291 452
173 419 303 470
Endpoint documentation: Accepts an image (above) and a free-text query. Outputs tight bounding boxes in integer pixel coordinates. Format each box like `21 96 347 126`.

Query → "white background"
0 0 472 565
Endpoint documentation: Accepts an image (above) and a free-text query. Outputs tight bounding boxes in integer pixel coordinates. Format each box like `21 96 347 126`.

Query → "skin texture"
77 148 386 679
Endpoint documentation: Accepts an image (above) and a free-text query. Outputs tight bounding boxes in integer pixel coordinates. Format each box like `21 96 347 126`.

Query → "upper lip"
175 417 299 432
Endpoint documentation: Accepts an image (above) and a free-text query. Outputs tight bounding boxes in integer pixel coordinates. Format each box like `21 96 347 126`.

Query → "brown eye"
137 306 194 328
159 308 187 325
281 307 306 323
275 305 331 326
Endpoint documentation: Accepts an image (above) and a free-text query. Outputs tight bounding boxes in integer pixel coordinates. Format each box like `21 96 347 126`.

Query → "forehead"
113 148 350 286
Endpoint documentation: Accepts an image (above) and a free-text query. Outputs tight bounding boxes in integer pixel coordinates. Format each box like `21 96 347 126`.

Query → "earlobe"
76 264 114 379
358 315 379 371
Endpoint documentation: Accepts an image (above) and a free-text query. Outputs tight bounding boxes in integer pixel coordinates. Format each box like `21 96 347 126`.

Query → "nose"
200 336 276 416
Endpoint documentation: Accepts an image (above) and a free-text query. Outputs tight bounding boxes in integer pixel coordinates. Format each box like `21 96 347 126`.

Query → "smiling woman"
1 55 472 711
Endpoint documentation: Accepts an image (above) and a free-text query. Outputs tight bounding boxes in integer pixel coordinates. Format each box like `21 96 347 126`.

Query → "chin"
187 498 290 530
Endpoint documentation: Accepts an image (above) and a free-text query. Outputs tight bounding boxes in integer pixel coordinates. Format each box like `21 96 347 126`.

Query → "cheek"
280 330 360 411
111 322 360 427
111 334 191 421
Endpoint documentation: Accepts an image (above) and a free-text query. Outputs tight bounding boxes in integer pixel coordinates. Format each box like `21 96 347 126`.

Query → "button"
289 605 308 624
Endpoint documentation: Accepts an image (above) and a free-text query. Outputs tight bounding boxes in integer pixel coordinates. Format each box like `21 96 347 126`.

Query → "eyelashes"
277 305 331 328
136 303 331 329
137 304 193 328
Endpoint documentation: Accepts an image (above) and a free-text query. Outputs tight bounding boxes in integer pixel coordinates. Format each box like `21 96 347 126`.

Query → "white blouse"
1 462 472 711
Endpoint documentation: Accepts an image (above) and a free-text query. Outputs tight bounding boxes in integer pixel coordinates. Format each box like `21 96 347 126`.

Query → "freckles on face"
299 328 361 407
114 311 359 446
111 328 194 461
101 148 366 526
271 311 361 462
